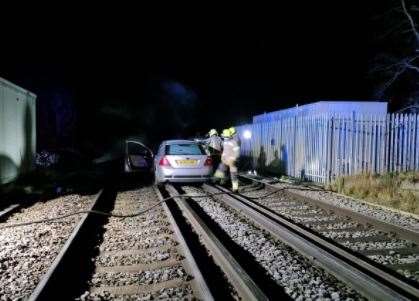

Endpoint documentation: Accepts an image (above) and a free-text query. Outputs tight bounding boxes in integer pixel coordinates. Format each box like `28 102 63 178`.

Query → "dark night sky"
1 3 381 152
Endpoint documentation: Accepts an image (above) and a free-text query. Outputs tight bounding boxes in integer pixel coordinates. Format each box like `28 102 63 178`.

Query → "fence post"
293 115 297 178
351 111 356 175
328 116 334 182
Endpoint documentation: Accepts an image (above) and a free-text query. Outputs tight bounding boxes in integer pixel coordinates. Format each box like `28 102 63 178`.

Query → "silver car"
154 140 213 184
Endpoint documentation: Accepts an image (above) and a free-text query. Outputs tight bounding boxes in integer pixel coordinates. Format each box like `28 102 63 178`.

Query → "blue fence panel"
237 113 419 183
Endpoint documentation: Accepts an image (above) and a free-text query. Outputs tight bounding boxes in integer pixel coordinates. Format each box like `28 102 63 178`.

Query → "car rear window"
166 143 205 155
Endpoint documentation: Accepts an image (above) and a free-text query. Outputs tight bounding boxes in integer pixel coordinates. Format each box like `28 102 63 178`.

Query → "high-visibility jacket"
206 135 223 153
221 137 240 165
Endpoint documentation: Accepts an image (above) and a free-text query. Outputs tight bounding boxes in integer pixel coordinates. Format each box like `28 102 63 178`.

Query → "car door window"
127 142 151 157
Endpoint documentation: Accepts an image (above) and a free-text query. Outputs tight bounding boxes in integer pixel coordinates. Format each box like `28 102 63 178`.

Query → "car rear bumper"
163 175 211 183
158 166 212 183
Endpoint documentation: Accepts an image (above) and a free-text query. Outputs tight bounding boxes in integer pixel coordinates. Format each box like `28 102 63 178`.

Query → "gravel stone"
309 221 360 231
99 236 178 252
89 266 188 287
342 240 415 251
184 186 365 300
78 187 196 300
398 269 419 282
96 249 181 267
268 182 419 232
241 182 419 283
0 194 94 300
368 254 419 265
321 230 383 240
79 285 194 301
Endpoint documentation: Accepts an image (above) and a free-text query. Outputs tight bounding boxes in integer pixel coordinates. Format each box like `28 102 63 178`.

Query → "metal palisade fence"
237 113 419 183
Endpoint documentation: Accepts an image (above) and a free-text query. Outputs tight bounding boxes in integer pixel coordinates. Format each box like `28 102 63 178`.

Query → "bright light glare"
243 130 252 139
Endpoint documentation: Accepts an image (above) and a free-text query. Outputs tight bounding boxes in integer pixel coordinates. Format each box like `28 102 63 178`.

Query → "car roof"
161 139 196 146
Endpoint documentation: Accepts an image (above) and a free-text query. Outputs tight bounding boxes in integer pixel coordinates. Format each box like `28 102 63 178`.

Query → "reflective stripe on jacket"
206 135 223 152
221 138 240 165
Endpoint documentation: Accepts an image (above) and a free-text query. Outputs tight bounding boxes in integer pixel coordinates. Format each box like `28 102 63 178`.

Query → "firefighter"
228 126 241 147
205 129 223 171
206 129 222 155
214 127 241 192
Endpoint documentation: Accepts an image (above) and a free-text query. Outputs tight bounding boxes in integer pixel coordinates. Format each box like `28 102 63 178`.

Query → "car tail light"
204 156 213 166
159 156 171 166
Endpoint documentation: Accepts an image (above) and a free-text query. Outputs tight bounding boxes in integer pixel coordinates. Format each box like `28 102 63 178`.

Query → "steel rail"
240 174 419 244
154 186 214 301
203 183 419 300
165 184 268 301
0 204 20 220
29 189 104 301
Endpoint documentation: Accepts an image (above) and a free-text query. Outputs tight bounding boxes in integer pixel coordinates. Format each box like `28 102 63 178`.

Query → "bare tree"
372 0 419 112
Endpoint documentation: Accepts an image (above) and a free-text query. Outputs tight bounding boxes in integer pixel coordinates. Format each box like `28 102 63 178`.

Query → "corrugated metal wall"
237 113 419 183
0 78 36 184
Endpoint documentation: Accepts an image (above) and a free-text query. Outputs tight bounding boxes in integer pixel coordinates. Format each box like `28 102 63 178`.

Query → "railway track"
0 192 96 300
238 174 419 283
20 183 363 300
169 181 419 299
80 186 217 300
204 174 419 299
25 186 215 300
26 184 276 300
4 177 419 300
177 184 363 299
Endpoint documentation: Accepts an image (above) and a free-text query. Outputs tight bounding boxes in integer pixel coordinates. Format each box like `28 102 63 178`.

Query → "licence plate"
176 159 197 166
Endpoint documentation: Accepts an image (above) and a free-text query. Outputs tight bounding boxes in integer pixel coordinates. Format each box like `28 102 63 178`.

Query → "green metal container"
0 77 36 184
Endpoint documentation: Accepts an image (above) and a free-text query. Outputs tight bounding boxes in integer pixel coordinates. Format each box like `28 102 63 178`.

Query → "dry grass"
328 172 419 215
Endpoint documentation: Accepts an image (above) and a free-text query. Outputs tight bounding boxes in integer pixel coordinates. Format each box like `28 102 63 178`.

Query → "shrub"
399 191 417 213
400 171 419 183
328 172 419 215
